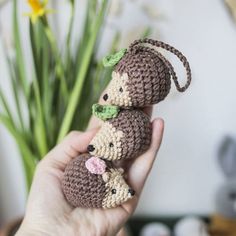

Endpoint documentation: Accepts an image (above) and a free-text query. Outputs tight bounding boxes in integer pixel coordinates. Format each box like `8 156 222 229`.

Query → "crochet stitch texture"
89 109 152 161
62 38 192 208
62 154 133 208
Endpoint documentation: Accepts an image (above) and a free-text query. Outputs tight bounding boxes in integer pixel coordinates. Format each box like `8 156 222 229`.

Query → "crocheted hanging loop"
92 103 120 121
129 38 192 92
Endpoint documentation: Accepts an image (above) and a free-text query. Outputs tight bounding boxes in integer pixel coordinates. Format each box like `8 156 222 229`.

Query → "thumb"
41 128 99 170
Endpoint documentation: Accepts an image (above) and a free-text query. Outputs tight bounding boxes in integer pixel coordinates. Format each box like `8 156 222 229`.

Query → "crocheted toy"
62 154 135 208
102 38 191 107
87 109 152 161
62 38 192 208
209 136 236 236
87 38 191 161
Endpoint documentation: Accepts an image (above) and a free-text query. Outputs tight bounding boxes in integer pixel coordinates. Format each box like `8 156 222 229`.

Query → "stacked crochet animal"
209 136 236 236
62 38 192 208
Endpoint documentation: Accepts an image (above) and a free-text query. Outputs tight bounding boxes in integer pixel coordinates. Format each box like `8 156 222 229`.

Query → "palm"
27 157 136 235
18 109 164 236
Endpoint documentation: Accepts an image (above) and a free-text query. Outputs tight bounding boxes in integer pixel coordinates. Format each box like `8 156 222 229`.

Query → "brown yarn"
108 109 152 160
62 38 192 209
129 38 192 92
62 154 134 208
111 38 192 107
62 154 107 208
115 48 171 106
88 109 152 161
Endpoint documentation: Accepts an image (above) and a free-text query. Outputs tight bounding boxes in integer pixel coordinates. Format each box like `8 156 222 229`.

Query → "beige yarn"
62 38 192 209
105 72 132 107
89 122 124 161
62 154 134 208
102 169 133 208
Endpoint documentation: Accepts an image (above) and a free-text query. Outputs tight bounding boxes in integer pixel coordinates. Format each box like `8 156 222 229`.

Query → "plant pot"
0 218 22 236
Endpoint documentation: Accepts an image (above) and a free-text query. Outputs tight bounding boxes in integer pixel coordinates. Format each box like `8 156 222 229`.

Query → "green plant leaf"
29 20 43 88
0 89 17 129
13 0 28 97
103 48 127 67
32 79 48 157
0 114 36 190
41 18 69 100
75 0 98 74
57 0 108 142
65 0 75 69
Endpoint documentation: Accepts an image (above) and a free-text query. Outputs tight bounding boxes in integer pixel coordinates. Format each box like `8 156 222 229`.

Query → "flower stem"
42 18 69 99
13 0 28 97
57 0 108 142
66 1 74 55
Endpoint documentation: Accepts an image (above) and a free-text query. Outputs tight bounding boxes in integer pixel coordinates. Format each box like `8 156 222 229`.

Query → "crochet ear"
102 48 127 67
85 156 106 175
118 168 124 174
102 172 110 183
92 103 120 121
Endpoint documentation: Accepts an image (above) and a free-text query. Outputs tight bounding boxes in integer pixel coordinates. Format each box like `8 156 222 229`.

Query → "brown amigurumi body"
62 154 135 208
102 38 191 107
62 38 192 209
87 109 152 161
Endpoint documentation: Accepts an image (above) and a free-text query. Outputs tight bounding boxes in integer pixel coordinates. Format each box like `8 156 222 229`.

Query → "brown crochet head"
87 109 152 161
102 38 192 107
62 154 134 208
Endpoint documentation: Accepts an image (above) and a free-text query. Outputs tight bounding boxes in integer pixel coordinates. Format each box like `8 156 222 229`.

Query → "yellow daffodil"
25 0 52 23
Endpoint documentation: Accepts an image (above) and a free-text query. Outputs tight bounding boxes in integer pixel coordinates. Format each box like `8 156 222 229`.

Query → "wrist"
16 227 44 236
16 220 49 236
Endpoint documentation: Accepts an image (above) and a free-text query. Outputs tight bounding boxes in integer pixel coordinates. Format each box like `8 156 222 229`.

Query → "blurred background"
1 0 236 235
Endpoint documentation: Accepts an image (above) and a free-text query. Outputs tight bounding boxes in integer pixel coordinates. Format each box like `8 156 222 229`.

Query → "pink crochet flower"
85 156 106 175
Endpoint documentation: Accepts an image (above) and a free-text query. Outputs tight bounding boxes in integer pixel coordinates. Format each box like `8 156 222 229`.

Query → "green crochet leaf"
92 104 120 121
102 48 127 67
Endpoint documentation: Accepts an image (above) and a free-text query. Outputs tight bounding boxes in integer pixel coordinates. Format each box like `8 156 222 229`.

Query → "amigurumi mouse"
62 38 192 208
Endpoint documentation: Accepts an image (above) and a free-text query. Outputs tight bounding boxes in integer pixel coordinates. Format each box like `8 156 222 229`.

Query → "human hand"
16 113 164 236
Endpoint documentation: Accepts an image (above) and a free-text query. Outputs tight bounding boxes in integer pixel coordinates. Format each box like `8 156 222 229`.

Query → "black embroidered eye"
119 87 123 92
109 142 114 147
111 189 116 194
